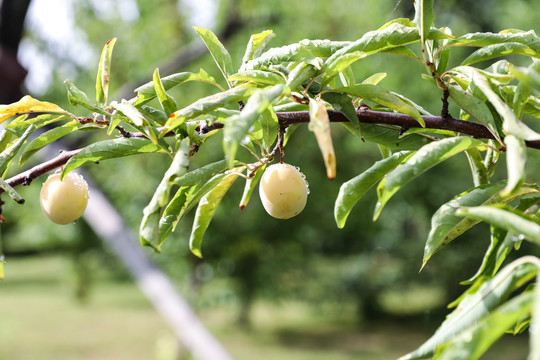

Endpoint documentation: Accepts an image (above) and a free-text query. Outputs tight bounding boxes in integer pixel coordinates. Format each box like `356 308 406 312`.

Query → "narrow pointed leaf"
189 170 242 257
162 86 255 135
153 68 178 116
322 92 360 131
19 122 84 166
502 134 526 196
64 80 107 115
376 137 483 220
95 38 116 105
239 165 266 210
309 98 336 179
0 177 24 204
413 0 434 43
134 69 218 106
456 204 540 244
159 160 230 241
474 71 540 140
335 150 413 228
320 51 366 87
508 63 540 94
0 123 35 174
228 70 286 86
0 95 70 124
400 259 538 360
241 30 276 65
435 291 534 360
332 84 425 127
223 84 288 167
445 30 540 51
461 42 537 66
194 26 234 84
423 182 540 265
140 139 190 251
62 138 167 177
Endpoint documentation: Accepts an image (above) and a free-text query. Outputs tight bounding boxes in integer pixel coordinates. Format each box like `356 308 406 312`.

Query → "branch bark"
3 108 540 194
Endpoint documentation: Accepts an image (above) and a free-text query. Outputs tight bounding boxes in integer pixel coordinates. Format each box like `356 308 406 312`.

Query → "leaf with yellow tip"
0 95 70 124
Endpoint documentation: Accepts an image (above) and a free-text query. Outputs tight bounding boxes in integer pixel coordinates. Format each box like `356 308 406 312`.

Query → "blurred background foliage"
1 0 540 358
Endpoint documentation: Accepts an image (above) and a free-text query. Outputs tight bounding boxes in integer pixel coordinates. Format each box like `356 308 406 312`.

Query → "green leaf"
530 272 540 360
242 39 351 71
19 122 83 166
239 165 266 210
320 51 366 87
502 134 526 196
423 182 540 265
335 150 413 228
228 70 286 86
193 26 234 85
5 113 71 136
0 124 35 174
134 69 218 106
461 42 537 66
95 38 116 105
342 122 432 150
189 170 242 257
111 100 161 145
62 138 168 177
0 176 24 204
375 137 483 220
473 72 540 141
435 290 534 360
241 30 276 65
223 84 288 167
413 0 434 44
158 160 230 241
445 30 540 51
456 204 540 244
162 86 255 136
322 92 361 131
508 63 540 94
448 85 502 142
331 84 425 127
140 138 190 251
153 68 178 116
285 62 318 90
465 147 489 187
400 259 538 360
64 80 107 115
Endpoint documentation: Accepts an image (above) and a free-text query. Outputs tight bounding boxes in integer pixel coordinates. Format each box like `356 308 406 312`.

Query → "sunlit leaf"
400 259 538 360
331 84 425 127
502 134 526 196
461 42 537 66
241 30 276 65
62 138 168 177
413 0 434 44
445 30 540 51
0 124 35 173
309 98 336 179
223 84 288 167
320 51 366 87
161 86 255 136
95 38 116 105
423 182 540 265
189 169 243 257
140 139 190 251
134 69 218 106
456 204 540 244
0 177 24 204
335 150 413 228
0 95 70 124
239 165 266 210
194 26 234 85
153 68 178 116
435 290 534 360
228 70 286 86
375 137 483 220
508 63 540 94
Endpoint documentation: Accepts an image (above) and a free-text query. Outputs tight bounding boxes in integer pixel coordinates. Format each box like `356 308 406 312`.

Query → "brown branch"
3 108 540 195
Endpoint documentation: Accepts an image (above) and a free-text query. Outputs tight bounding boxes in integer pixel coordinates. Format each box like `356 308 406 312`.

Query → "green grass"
0 255 530 360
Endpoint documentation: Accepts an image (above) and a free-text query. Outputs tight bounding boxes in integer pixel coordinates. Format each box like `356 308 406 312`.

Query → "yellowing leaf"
309 98 336 179
0 95 69 124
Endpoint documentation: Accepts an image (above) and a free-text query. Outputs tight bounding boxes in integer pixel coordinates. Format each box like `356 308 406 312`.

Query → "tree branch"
3 108 540 195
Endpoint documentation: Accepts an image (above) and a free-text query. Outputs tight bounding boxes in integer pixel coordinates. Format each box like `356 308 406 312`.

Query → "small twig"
270 125 287 163
441 89 450 119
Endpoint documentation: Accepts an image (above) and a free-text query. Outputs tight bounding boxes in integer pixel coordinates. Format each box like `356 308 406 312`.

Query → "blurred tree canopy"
3 0 540 325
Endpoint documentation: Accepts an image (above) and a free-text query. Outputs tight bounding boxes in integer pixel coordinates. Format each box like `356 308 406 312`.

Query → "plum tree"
259 163 309 219
39 172 89 225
